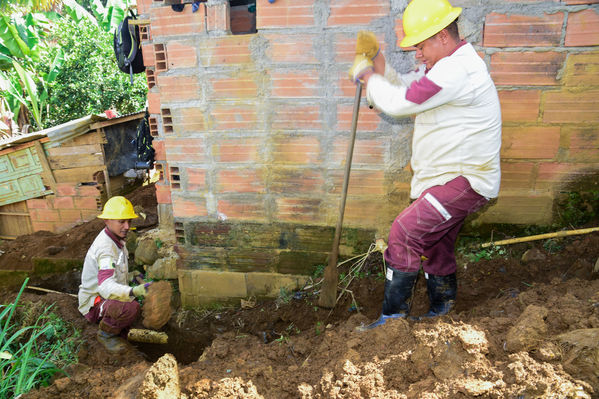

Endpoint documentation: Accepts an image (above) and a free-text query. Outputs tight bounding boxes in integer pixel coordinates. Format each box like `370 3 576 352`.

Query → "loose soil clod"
142 280 172 330
128 328 168 344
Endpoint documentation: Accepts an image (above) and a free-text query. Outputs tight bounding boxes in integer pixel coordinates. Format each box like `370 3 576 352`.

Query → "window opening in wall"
230 0 256 35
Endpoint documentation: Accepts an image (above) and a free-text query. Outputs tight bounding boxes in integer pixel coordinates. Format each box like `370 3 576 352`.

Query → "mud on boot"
356 269 418 331
419 272 457 319
97 330 129 354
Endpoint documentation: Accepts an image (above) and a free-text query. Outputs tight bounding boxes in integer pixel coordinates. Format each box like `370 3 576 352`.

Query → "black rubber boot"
356 269 419 331
420 272 457 318
97 330 128 354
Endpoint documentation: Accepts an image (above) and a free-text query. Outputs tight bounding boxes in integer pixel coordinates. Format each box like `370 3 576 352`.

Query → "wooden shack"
0 112 145 239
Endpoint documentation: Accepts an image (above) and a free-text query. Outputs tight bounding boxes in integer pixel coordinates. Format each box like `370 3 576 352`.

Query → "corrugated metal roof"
0 111 145 151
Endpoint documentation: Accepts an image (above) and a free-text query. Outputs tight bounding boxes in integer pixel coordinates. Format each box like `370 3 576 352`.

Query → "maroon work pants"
384 176 488 276
85 298 140 336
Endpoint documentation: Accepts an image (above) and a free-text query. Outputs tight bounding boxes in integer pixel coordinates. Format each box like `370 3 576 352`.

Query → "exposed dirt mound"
7 231 598 399
4 183 599 398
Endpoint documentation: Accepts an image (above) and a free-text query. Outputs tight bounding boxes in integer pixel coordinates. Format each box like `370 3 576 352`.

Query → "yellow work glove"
348 54 374 83
356 30 379 60
131 282 151 298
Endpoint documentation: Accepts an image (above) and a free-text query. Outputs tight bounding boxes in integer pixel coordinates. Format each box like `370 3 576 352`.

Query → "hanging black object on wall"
114 10 145 84
135 109 155 169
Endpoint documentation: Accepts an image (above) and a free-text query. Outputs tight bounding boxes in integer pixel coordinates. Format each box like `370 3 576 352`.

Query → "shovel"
319 81 363 308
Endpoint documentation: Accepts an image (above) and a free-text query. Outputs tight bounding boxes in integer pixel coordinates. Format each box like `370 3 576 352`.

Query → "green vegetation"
0 0 146 133
458 244 507 264
315 321 323 335
38 16 146 127
1 279 82 397
555 191 599 229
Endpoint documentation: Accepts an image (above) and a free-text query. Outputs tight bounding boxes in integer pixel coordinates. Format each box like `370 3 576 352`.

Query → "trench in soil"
131 324 212 365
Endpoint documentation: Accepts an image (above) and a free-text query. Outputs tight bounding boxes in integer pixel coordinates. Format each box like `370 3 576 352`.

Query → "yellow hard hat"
98 196 138 219
400 0 462 48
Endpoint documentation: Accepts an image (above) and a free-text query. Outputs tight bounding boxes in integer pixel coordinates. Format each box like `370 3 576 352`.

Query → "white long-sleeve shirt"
366 42 502 199
78 228 132 315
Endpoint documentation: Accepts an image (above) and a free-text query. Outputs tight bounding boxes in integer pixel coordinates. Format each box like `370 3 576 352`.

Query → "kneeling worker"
78 196 149 354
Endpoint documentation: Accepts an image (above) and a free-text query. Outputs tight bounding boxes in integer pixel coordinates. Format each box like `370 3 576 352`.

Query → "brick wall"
27 183 101 233
138 0 599 305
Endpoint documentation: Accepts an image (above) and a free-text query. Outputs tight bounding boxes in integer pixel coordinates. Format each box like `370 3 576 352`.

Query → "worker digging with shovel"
349 0 502 330
78 196 151 354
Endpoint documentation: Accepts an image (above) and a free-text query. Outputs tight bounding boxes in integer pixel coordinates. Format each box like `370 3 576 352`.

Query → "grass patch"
1 279 82 397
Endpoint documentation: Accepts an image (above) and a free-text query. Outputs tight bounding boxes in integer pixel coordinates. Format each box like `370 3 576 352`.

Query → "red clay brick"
272 136 320 164
153 139 166 161
500 162 535 190
212 74 259 99
142 43 155 67
177 107 206 133
157 75 201 102
543 90 599 123
155 183 172 204
80 210 100 221
147 91 161 115
186 168 206 191
165 138 205 163
498 90 541 122
330 169 386 195
150 5 206 37
344 198 386 226
211 104 258 130
562 52 599 86
336 104 380 131
275 197 323 223
172 197 208 217
270 168 325 194
31 221 56 233
216 137 261 163
565 9 599 46
199 35 252 66
55 183 76 196
217 198 266 221
206 2 230 32
217 169 265 193
272 104 322 130
331 137 386 166
58 209 82 223
256 0 314 28
74 196 100 210
490 51 566 86
167 42 197 69
535 162 598 190
483 12 564 47
265 33 318 64
53 196 74 209
26 198 50 209
328 0 389 26
136 0 153 16
31 208 60 222
501 126 561 159
564 126 599 162
271 71 320 98
77 185 100 197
